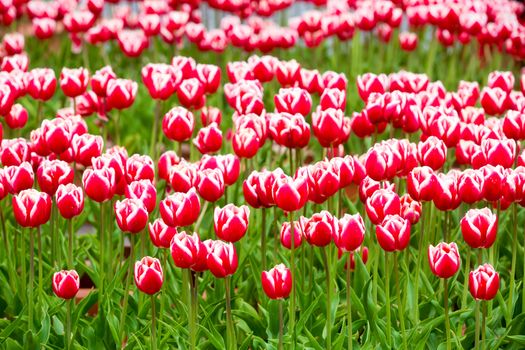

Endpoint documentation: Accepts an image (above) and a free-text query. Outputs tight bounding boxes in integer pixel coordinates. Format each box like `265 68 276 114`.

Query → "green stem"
385 251 392 347
29 229 35 331
20 230 26 304
66 299 72 350
189 271 196 350
151 294 157 350
150 100 161 161
414 203 426 324
225 276 236 350
288 211 296 343
322 247 332 350
37 226 43 294
278 300 284 350
0 207 15 292
68 219 74 269
373 243 379 304
119 234 135 345
481 301 487 350
346 254 353 350
288 147 294 175
475 301 480 350
394 253 407 350
444 278 451 350
509 203 517 322
261 208 267 270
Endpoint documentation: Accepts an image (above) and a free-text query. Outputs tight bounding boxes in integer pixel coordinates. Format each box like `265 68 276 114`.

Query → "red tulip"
4 162 34 194
305 161 340 203
428 242 460 279
141 63 181 100
274 87 312 116
433 173 460 211
232 128 260 159
72 134 103 167
82 167 116 203
480 87 507 116
301 211 336 247
126 180 157 214
357 73 389 101
196 168 225 202
193 122 222 154
417 136 447 170
243 169 282 208
458 169 484 204
481 139 517 168
334 213 365 252
159 188 201 227
460 208 498 249
206 240 238 278
125 154 155 184
400 194 422 224
399 32 418 51
60 67 89 98
149 219 177 249
261 264 292 299
0 84 14 116
158 150 180 181
1 138 31 166
37 159 74 195
168 160 197 193
114 198 148 234
55 183 84 219
365 189 401 225
177 78 205 109
13 189 52 227
33 18 57 39
320 88 346 111
214 204 250 243
375 214 411 252
106 78 138 110
268 112 311 149
487 71 514 93
280 220 303 249
272 172 309 212
52 270 80 299
312 108 351 147
196 64 221 94
27 68 57 101
91 66 116 97
170 231 203 269
407 166 436 202
469 264 499 301
200 106 222 127
275 59 301 87
162 106 195 142
5 104 28 129
134 256 163 295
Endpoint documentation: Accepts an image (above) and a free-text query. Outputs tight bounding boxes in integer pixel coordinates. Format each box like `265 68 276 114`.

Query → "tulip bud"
232 128 260 159
261 264 292 299
274 87 312 116
460 208 498 249
417 136 447 170
160 188 201 227
149 219 177 249
5 104 28 129
280 220 303 249
27 68 56 101
268 112 311 149
106 78 138 110
4 162 34 194
13 189 52 227
114 198 148 234
170 231 203 269
72 134 103 167
312 108 351 147
400 194 422 224
126 154 155 184
52 270 80 299
272 173 309 212
82 167 116 203
60 67 90 98
37 159 74 195
126 180 157 213
214 204 250 243
469 264 499 301
206 240 238 278
428 242 460 278
158 150 180 181
91 66 116 97
193 122 222 154
55 184 84 219
162 106 195 142
301 211 336 247
376 214 411 252
196 168 225 202
306 161 340 204
333 213 365 252
134 256 163 295
365 189 401 225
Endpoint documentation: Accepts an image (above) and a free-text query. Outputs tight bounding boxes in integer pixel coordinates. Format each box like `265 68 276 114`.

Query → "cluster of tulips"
0 0 525 349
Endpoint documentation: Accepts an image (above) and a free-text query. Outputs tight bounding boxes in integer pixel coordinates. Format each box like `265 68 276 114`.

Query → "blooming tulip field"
1 0 525 349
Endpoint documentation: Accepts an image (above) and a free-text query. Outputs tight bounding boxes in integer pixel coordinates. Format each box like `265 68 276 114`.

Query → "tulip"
375 214 411 252
274 87 312 116
306 161 340 204
134 256 163 295
170 231 203 269
232 128 260 159
114 198 149 234
82 167 116 203
2 138 31 166
158 150 180 181
193 122 222 154
162 106 195 142
60 67 89 98
13 189 52 227
168 161 197 193
333 213 365 252
268 112 311 149
460 208 497 249
72 134 103 167
106 78 138 110
469 264 499 301
149 219 177 249
399 32 418 51
458 170 484 204
280 221 303 250
365 189 400 225
27 68 57 101
159 189 201 227
126 154 155 184
320 88 347 111
5 104 27 129
214 204 250 243
206 240 238 278
417 136 447 170
400 194 422 224
200 106 222 127
177 78 205 109
272 173 309 212
55 184 84 219
4 162 34 194
142 63 180 100
301 211 336 247
33 18 57 39
91 66 116 97
52 270 80 299
261 264 292 299
195 168 225 202
311 108 351 147
37 160 74 195
243 169 281 208
428 242 461 279
126 180 157 214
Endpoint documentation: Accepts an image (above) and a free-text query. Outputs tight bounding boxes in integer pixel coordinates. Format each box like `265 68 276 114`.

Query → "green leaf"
52 315 64 336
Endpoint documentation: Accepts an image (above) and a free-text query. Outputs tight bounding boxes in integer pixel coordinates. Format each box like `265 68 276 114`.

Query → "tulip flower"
206 240 238 278
365 189 401 225
460 208 498 249
162 106 195 142
91 66 116 97
37 160 74 196
159 188 201 227
195 168 225 202
301 211 336 247
333 213 365 252
428 242 461 279
126 180 157 214
375 214 411 252
114 199 149 234
193 122 223 154
13 189 51 228
261 264 292 300
280 221 303 250
82 167 116 203
214 204 250 243
158 151 180 181
469 264 499 301
60 67 90 98
4 162 34 194
243 169 281 208
106 78 138 110
232 128 260 159
5 104 28 129
126 154 155 184
149 219 177 249
272 173 309 212
168 161 197 193
134 256 163 295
